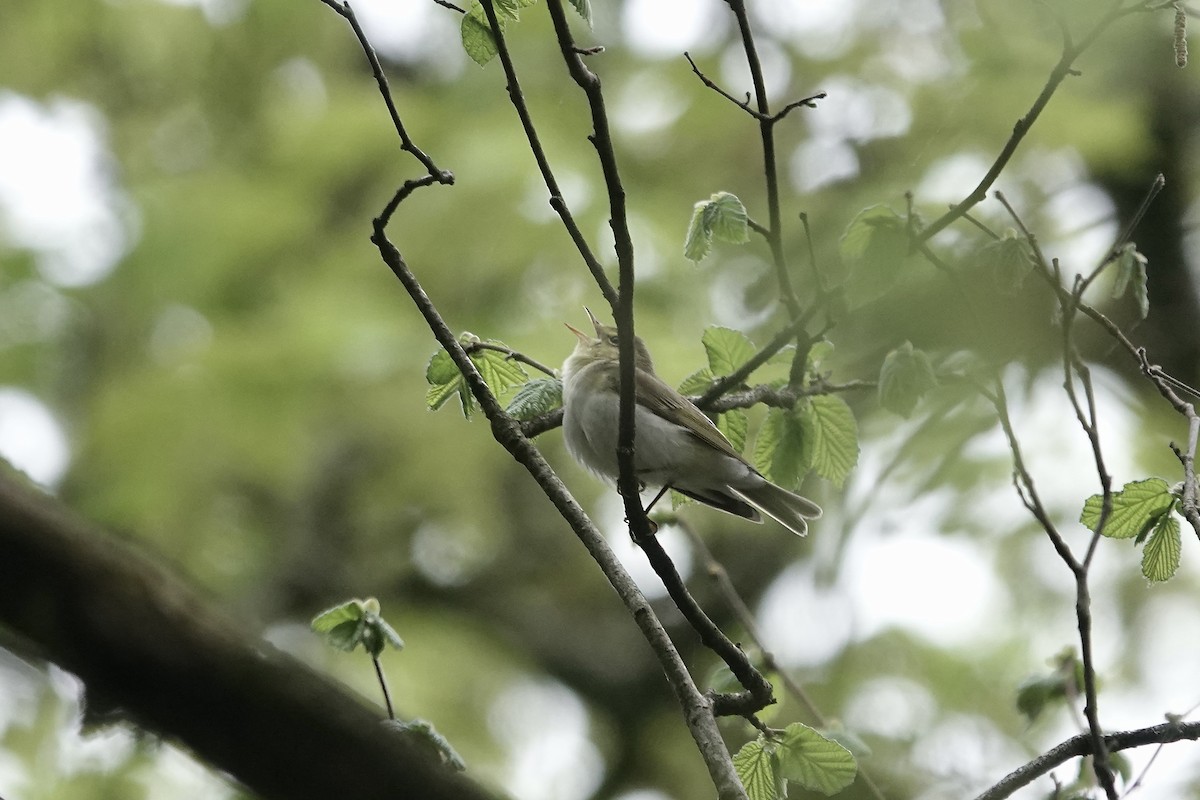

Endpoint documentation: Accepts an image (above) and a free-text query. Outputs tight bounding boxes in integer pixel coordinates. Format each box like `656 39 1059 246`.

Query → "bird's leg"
644 485 669 515
624 486 667 540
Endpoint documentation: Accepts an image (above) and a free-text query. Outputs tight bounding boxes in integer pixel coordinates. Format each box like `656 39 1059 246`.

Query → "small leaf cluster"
679 327 859 490
1079 478 1183 582
461 0 591 66
733 723 858 800
425 333 530 418
684 191 751 263
311 597 405 659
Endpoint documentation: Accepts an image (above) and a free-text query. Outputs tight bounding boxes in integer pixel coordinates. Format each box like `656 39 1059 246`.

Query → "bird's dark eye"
607 335 619 346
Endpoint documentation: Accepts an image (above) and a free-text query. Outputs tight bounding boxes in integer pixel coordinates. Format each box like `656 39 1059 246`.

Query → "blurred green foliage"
2 0 1199 798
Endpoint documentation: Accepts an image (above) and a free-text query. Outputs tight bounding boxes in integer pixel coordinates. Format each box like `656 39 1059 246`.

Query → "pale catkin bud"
1175 2 1188 68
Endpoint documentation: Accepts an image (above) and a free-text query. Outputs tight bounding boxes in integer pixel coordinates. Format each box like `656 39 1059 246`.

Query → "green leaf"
505 377 563 420
363 610 405 657
754 407 809 488
678 367 716 396
839 205 909 307
684 191 750 262
1016 675 1067 722
702 326 758 376
460 0 537 65
708 191 751 245
978 230 1035 294
311 598 404 656
718 409 749 454
1111 243 1150 319
312 599 368 652
803 395 859 488
878 341 938 417
776 723 858 796
733 738 784 800
472 341 529 397
425 348 474 418
1142 514 1181 582
312 599 365 633
385 719 467 771
461 2 500 66
568 0 592 26
1079 478 1174 539
425 336 529 419
684 202 714 262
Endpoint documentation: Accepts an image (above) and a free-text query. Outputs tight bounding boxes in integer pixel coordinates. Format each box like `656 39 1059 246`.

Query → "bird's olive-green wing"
634 367 749 464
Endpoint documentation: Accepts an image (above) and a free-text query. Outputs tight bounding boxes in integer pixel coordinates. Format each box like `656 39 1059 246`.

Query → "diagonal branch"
916 3 1154 246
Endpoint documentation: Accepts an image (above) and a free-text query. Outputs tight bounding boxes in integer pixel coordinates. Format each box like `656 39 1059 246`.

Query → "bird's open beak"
566 307 603 342
584 306 603 335
564 321 590 342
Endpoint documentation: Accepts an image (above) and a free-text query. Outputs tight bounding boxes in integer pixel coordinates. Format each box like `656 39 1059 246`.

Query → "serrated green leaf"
718 409 749 454
684 192 750 262
775 722 858 796
1080 478 1173 539
568 0 592 26
425 348 459 386
733 739 784 800
472 343 529 396
678 367 716 396
708 191 751 245
505 378 563 420
461 2 500 66
839 205 908 307
878 341 938 417
803 395 858 488
703 326 758 376
978 231 1034 295
425 348 472 416
684 201 714 262
753 407 809 488
1142 514 1181 582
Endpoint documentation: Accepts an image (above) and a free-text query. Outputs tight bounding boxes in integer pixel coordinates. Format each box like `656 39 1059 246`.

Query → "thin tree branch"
916 4 1151 246
318 0 452 221
369 224 742 799
681 522 891 800
972 719 1200 800
476 0 616 308
321 3 745 795
463 341 558 377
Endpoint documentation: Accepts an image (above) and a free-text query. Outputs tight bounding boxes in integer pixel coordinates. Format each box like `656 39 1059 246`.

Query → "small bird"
561 309 822 536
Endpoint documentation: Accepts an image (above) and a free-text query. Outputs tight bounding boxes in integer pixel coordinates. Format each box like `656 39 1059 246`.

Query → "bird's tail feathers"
731 482 822 537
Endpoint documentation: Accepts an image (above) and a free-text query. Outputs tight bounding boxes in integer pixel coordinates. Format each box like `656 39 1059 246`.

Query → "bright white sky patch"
622 0 727 58
0 94 132 287
0 388 70 488
488 678 603 800
351 0 465 76
844 530 1005 646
